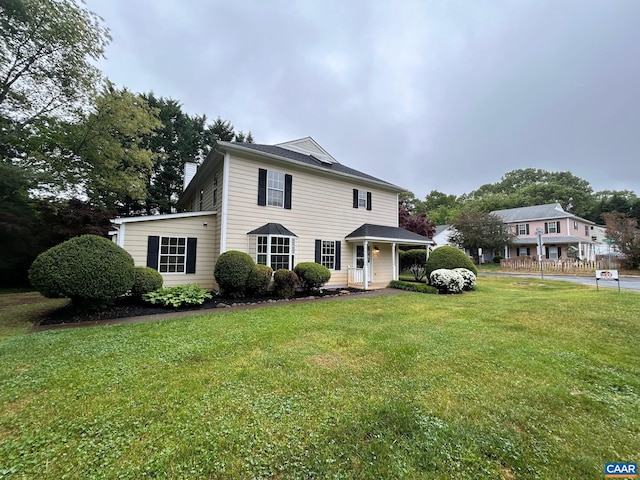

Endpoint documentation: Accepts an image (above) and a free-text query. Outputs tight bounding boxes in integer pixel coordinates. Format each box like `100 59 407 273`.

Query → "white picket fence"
501 258 622 274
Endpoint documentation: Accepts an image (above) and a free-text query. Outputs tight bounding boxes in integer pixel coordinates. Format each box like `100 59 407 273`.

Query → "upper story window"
516 224 529 235
352 189 372 210
257 168 292 209
574 221 579 230
585 226 589 236
545 221 560 234
267 170 284 207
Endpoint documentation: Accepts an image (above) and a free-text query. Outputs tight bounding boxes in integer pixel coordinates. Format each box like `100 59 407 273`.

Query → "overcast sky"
84 0 640 199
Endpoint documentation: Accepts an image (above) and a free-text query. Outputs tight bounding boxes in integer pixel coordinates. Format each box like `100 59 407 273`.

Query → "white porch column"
363 240 369 290
392 243 397 280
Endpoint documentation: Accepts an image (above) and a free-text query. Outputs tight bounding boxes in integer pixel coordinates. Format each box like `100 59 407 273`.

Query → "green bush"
425 246 478 282
294 262 331 292
273 269 298 299
28 234 134 308
492 254 503 264
246 264 273 295
214 250 255 298
131 266 164 298
142 284 212 308
388 280 437 294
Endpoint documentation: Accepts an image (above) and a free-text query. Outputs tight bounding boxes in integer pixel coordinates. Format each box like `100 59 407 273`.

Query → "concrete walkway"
30 288 404 333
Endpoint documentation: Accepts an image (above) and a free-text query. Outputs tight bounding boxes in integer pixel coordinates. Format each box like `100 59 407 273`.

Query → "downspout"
220 152 230 253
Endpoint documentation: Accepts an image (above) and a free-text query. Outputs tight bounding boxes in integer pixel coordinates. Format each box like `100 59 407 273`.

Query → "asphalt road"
480 272 640 291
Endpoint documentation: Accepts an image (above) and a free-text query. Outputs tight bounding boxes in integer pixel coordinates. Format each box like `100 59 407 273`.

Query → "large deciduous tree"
0 0 109 152
449 209 515 263
603 211 640 269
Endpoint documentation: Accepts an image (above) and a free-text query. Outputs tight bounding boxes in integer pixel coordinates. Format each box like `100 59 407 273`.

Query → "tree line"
0 0 253 286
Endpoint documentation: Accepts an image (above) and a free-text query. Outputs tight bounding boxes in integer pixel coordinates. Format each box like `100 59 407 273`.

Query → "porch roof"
345 223 434 246
512 235 595 245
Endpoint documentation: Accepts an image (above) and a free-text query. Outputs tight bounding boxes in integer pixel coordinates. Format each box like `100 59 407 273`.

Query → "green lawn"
1 278 638 479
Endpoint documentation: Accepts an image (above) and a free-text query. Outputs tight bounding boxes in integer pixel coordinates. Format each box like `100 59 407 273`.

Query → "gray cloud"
86 0 640 197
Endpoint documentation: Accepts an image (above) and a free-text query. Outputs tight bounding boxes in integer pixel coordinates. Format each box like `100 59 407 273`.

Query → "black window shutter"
526 224 530 235
545 223 549 234
257 168 267 206
186 237 197 274
556 221 561 233
366 191 372 210
335 241 341 270
558 246 562 258
147 236 160 270
545 247 549 259
284 174 292 209
315 240 322 263
353 189 359 208
517 249 520 257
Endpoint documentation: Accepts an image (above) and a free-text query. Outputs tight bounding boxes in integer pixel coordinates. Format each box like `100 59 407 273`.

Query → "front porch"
344 223 434 290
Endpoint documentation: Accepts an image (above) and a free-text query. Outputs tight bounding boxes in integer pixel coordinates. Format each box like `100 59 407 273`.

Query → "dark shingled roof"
247 223 297 237
346 224 433 243
227 142 399 188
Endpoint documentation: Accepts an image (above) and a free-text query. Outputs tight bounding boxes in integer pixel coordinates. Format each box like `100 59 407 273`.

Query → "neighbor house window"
546 221 559 233
547 246 560 259
574 221 579 230
517 247 530 257
267 170 284 207
585 226 589 236
517 224 529 235
256 235 295 270
159 237 186 273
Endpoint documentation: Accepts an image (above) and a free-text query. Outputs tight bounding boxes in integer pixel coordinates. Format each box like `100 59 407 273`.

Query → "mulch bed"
39 288 363 326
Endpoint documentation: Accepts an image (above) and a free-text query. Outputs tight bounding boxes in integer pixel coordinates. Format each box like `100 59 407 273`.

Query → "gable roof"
217 138 402 191
491 203 593 224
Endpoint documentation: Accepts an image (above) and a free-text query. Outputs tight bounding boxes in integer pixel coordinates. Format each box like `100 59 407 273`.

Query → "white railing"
348 267 364 286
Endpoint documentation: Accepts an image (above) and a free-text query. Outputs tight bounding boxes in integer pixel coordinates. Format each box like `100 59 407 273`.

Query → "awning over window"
247 223 297 237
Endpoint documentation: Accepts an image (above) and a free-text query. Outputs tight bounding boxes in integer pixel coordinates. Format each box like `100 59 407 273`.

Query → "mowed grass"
0 277 638 479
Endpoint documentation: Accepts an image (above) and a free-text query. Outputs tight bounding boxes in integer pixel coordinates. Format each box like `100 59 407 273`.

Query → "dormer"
277 137 338 165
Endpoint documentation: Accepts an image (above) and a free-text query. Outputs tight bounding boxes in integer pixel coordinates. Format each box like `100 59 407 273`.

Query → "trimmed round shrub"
273 269 298 299
425 245 478 281
294 262 331 292
131 266 164 298
429 268 465 294
492 254 503 264
453 267 476 290
246 264 273 296
214 250 255 298
28 234 135 307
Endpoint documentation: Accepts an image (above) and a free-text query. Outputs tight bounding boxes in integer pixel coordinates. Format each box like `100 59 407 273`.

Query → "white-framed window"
267 170 285 207
256 235 295 270
574 221 579 230
518 247 530 256
517 224 528 235
585 226 589 236
159 237 186 273
546 222 558 233
548 246 560 259
321 240 336 269
358 190 367 208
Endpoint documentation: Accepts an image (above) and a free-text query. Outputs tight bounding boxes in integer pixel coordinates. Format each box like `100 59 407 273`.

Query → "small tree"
449 209 515 263
28 234 134 308
603 211 640 269
400 249 428 281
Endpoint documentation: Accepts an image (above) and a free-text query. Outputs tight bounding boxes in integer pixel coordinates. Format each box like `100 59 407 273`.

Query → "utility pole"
536 228 544 280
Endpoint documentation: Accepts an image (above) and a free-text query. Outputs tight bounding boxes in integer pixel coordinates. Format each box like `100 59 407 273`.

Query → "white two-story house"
491 203 596 261
110 137 433 290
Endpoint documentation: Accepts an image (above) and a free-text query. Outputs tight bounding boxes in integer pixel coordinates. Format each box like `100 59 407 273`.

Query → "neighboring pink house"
492 203 596 261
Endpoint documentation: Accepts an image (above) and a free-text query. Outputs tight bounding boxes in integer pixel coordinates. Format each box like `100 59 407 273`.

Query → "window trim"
159 236 187 274
267 170 285 208
256 234 295 270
